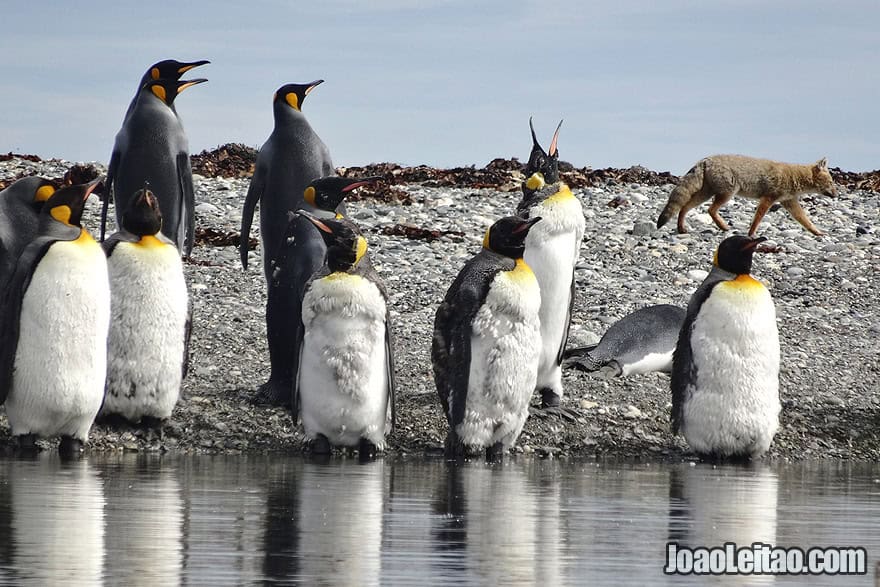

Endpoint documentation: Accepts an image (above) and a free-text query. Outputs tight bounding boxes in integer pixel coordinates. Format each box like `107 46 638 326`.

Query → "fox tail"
656 159 706 229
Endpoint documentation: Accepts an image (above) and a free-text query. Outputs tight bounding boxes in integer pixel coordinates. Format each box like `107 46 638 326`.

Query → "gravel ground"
1 155 879 461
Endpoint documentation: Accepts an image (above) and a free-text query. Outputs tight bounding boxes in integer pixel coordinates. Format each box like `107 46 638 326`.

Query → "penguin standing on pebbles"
432 215 543 460
516 119 585 410
0 177 57 283
104 75 208 256
671 235 780 459
0 179 109 456
102 187 190 428
239 80 335 406
294 210 395 457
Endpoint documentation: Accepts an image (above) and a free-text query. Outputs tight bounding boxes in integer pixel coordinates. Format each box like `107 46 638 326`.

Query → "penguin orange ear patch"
35 185 55 202
151 67 160 80
151 85 168 103
50 204 73 225
285 93 300 111
304 186 317 206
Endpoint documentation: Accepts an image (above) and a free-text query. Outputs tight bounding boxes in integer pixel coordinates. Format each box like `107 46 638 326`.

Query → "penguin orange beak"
83 177 105 201
297 209 333 234
548 120 563 157
513 216 542 234
178 78 208 93
304 80 324 96
741 236 767 251
178 60 210 74
341 176 383 192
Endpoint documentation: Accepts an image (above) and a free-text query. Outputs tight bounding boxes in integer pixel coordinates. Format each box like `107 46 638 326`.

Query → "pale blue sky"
2 1 877 172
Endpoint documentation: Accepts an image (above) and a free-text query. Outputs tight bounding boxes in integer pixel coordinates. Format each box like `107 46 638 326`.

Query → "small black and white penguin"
102 187 189 426
123 59 210 121
239 80 335 406
563 304 686 377
293 210 395 457
104 75 208 256
515 120 585 410
671 235 780 459
0 179 109 455
0 176 57 284
432 215 543 460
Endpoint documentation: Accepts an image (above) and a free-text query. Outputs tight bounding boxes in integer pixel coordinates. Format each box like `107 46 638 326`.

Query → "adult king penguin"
0 177 57 285
516 119 584 410
294 210 395 458
104 75 208 256
103 187 189 427
239 81 335 406
671 235 780 459
432 215 543 461
122 59 210 121
0 179 109 456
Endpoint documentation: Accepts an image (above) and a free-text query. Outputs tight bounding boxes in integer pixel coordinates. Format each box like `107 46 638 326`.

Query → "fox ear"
816 157 828 170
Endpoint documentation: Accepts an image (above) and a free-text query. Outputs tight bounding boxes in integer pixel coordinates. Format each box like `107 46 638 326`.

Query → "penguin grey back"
0 177 57 281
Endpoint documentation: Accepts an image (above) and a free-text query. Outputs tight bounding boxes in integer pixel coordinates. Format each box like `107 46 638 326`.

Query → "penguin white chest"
7 235 110 440
683 277 781 457
298 274 390 448
459 260 541 448
104 238 189 421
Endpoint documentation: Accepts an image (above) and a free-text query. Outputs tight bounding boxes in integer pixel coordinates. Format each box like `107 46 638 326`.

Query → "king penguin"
563 304 686 377
432 215 543 460
293 210 395 458
0 176 57 285
515 119 585 410
671 235 780 459
123 59 210 121
104 75 208 256
238 81 335 406
102 186 190 427
0 179 109 456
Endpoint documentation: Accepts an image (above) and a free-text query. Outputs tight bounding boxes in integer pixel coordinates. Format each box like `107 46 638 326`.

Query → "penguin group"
0 58 790 463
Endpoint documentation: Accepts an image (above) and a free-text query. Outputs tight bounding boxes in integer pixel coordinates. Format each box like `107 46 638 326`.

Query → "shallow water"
0 454 877 585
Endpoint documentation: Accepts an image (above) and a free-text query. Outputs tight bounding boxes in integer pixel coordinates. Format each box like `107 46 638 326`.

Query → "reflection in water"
0 457 105 586
102 454 183 586
261 459 301 582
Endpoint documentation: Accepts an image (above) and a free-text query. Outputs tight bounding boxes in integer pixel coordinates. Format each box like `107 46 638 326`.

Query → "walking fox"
656 155 837 236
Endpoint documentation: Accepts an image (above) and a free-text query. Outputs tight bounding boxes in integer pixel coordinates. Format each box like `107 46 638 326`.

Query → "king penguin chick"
563 304 686 377
515 120 585 411
671 235 780 459
123 59 210 121
432 215 543 461
102 187 190 428
0 176 57 286
104 76 208 256
239 81 335 406
0 179 109 457
294 210 395 458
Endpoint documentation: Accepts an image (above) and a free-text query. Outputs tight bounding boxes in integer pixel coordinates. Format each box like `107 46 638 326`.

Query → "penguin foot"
253 379 292 407
58 436 84 459
310 434 332 455
358 439 378 461
540 388 561 408
14 434 40 455
98 412 135 429
485 442 505 462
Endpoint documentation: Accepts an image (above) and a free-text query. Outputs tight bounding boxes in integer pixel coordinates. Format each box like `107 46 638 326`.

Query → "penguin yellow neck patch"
285 93 301 111
507 258 535 283
526 173 546 191
136 235 165 249
50 205 72 225
543 183 574 205
75 228 96 245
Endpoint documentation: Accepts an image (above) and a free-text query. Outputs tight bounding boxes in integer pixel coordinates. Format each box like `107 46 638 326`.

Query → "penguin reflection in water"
0 180 109 456
102 187 190 428
433 215 543 460
672 235 780 459
293 211 395 457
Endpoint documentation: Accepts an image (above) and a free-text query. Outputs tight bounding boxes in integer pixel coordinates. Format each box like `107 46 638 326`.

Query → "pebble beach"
1 151 879 461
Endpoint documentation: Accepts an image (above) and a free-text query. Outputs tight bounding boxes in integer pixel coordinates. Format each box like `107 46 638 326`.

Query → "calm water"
0 454 877 586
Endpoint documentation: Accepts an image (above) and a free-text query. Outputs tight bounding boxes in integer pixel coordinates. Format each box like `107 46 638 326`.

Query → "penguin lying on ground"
432 215 543 461
0 179 109 456
104 74 208 256
563 304 686 377
239 80 335 406
671 235 780 459
0 177 57 285
293 210 395 458
516 119 585 410
122 59 210 121
102 187 190 428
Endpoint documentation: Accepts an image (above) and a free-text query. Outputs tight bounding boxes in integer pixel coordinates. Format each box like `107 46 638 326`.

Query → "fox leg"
781 198 825 236
748 197 774 237
707 192 734 231
676 190 713 233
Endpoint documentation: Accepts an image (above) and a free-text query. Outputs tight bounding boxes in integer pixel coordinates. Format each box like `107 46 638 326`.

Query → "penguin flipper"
239 166 266 270
291 323 304 424
101 230 139 256
177 152 196 256
182 302 192 380
385 311 396 432
101 149 120 243
555 272 577 366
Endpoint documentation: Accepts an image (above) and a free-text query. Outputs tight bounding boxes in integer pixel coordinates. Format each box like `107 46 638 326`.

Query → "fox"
656 154 837 236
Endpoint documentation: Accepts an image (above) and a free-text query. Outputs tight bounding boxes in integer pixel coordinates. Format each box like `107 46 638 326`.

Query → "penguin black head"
483 215 542 259
714 235 767 275
42 178 103 227
141 59 211 86
5 176 58 209
303 176 383 212
523 117 563 194
121 186 163 237
297 209 367 273
144 77 208 107
273 80 324 112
